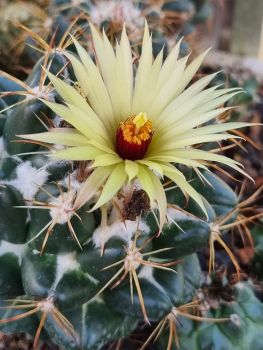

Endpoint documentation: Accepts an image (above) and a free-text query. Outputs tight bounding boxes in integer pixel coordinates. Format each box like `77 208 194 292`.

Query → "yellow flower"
20 23 251 230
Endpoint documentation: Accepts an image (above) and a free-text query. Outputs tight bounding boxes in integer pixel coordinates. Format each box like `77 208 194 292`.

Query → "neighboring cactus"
155 281 263 350
48 0 213 57
0 0 84 77
159 0 212 55
0 0 51 76
0 20 262 350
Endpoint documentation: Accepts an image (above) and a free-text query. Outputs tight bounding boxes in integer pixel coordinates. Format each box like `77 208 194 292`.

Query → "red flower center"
115 112 154 160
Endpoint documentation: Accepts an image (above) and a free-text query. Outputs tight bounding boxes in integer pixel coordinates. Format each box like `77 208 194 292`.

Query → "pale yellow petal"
125 160 139 182
134 49 163 112
93 26 133 121
116 26 133 116
171 148 252 179
172 107 233 136
176 49 211 95
148 55 189 120
156 37 182 89
67 104 111 145
132 22 153 112
172 148 240 163
92 154 122 167
190 122 251 136
145 155 208 169
90 24 123 119
152 162 186 178
92 163 127 210
151 85 220 145
45 70 92 114
136 159 164 177
154 73 221 127
156 133 241 151
19 128 87 146
153 99 243 145
148 50 211 124
183 91 240 120
50 146 102 160
69 38 116 131
164 168 207 217
150 171 167 231
150 149 241 168
168 122 252 140
74 166 113 210
137 165 167 231
102 31 122 117
60 52 90 98
154 85 219 131
86 139 117 155
63 51 116 137
157 88 241 137
137 165 156 208
40 99 110 146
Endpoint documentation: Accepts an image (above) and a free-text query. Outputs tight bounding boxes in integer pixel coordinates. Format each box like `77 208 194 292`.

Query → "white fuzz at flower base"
20 22 253 231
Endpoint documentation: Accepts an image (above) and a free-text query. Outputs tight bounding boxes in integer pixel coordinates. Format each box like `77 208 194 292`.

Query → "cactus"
0 19 262 350
0 0 50 76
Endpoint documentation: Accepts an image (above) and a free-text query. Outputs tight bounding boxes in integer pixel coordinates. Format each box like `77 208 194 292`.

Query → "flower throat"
116 112 154 160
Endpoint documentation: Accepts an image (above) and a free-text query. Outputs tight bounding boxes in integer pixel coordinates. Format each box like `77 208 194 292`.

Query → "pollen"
116 112 154 160
121 112 153 145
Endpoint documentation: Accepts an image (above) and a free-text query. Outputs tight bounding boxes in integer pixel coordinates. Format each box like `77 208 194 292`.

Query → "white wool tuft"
138 265 167 294
0 240 26 264
71 0 83 6
43 17 52 29
0 137 5 160
61 171 82 192
52 115 63 127
230 313 242 327
133 179 142 190
92 220 150 248
235 281 252 289
49 189 75 224
26 86 55 102
8 161 49 200
40 298 54 312
51 252 80 291
166 207 199 225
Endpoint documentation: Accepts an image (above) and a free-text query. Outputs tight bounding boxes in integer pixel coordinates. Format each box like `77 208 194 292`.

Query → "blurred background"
1 0 263 75
194 0 263 76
